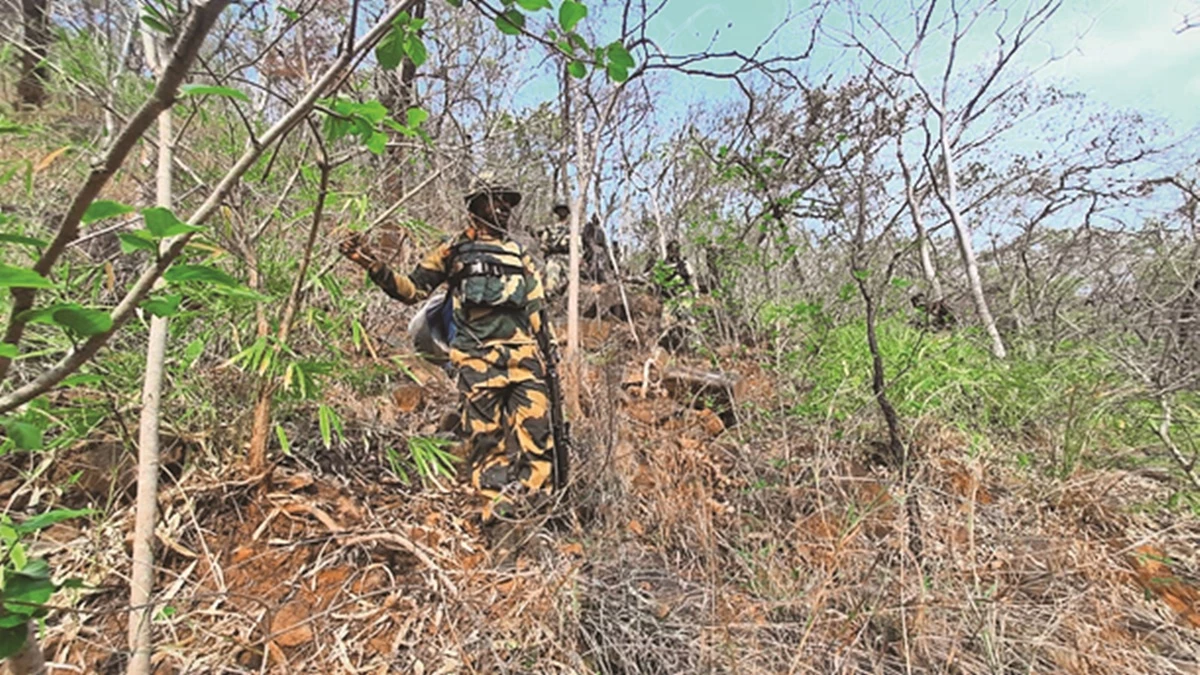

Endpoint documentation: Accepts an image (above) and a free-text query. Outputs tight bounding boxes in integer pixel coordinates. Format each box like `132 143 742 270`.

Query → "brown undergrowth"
8 318 1200 674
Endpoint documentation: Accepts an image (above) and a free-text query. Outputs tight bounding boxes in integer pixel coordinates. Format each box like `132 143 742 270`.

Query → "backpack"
407 289 455 363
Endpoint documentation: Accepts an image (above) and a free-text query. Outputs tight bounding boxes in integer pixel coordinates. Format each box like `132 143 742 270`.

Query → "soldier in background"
910 292 957 331
645 239 698 350
645 239 696 299
582 213 610 284
535 204 571 301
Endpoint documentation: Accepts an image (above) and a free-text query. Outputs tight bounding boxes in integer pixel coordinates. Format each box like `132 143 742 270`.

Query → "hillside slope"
12 312 1200 674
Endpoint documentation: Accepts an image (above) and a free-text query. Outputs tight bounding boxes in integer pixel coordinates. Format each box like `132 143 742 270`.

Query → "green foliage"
604 41 634 82
0 233 48 250
775 314 1176 478
0 265 54 290
317 404 344 449
81 200 135 225
320 96 429 153
179 84 249 102
558 0 587 32
18 302 112 337
140 293 182 318
495 9 526 35
0 509 91 658
376 11 428 70
142 207 203 238
387 436 460 486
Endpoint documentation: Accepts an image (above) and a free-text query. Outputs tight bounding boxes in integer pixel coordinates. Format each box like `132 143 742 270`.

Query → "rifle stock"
535 321 570 491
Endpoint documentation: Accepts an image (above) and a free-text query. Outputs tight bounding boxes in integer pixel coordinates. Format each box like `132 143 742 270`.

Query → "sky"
634 0 1200 133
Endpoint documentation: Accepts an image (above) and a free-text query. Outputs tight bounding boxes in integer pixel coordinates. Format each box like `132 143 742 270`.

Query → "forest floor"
7 293 1200 674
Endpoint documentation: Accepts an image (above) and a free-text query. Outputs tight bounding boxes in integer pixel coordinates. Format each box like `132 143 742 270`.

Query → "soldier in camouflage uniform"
646 239 699 350
339 177 558 521
535 204 571 301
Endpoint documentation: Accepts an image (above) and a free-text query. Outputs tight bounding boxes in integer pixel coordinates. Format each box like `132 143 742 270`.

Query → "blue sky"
634 0 1200 132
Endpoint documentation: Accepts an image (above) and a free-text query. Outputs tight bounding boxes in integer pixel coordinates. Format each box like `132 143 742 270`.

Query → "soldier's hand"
338 233 378 270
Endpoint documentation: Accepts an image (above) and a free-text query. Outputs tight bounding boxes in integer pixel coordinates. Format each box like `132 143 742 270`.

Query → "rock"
271 599 314 647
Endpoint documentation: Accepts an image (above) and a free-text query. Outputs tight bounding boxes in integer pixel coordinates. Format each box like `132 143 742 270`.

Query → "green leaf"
516 0 551 9
0 265 53 289
156 605 177 621
568 31 589 54
558 0 587 32
5 421 43 451
118 232 157 254
606 62 629 82
142 207 203 238
353 100 389 124
606 41 635 68
140 14 171 34
365 131 388 155
318 404 334 449
0 344 16 359
403 36 428 67
445 0 462 6
10 542 26 570
376 29 405 70
495 9 525 35
62 373 104 387
179 84 249 102
16 558 50 581
0 625 27 661
406 107 429 127
81 200 135 225
275 424 291 456
53 306 113 336
0 233 48 248
141 293 182 318
567 60 587 78
852 269 870 281
183 338 205 366
278 6 300 20
164 264 240 287
15 508 93 534
3 573 56 614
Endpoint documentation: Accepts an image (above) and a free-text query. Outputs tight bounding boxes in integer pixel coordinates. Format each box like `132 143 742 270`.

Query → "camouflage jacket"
368 228 551 353
535 220 571 257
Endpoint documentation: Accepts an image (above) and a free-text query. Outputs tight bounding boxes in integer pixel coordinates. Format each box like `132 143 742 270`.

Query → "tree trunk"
17 0 50 107
380 0 424 199
127 32 171 675
936 120 1006 358
7 621 46 675
104 9 139 142
897 145 943 301
565 108 585 418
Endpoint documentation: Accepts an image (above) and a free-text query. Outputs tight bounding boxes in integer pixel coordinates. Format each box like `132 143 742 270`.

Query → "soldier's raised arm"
339 233 451 304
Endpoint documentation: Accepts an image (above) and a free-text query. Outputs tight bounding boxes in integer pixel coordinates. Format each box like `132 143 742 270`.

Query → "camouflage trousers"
450 342 556 520
543 256 568 300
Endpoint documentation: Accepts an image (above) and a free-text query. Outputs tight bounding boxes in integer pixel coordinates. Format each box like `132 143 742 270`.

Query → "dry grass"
10 324 1200 674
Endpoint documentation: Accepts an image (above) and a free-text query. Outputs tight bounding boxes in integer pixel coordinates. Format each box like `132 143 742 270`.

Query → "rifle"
534 318 570 491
